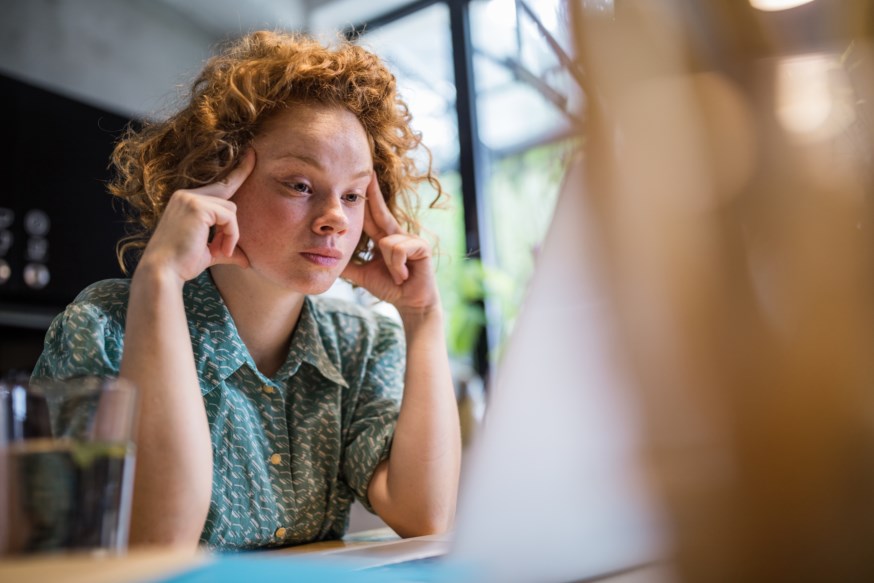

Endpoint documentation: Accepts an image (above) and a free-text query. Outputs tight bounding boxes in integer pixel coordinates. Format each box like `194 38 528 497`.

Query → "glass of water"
0 375 138 555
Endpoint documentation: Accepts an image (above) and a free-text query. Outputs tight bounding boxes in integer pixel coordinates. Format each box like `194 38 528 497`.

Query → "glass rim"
1 375 136 399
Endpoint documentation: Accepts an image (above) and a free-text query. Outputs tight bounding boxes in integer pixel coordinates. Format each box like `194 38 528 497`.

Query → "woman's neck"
209 266 306 378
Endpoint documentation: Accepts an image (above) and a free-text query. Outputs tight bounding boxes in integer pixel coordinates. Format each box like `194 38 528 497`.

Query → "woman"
32 31 461 550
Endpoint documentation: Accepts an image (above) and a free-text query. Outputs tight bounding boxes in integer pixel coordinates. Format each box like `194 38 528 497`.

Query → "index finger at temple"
201 149 256 199
367 173 402 236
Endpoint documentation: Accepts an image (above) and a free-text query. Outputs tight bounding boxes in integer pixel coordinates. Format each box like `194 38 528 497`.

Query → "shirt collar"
184 272 347 394
274 296 348 389
184 271 250 394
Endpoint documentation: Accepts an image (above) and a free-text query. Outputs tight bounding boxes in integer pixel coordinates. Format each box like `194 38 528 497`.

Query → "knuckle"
173 190 199 208
164 193 195 216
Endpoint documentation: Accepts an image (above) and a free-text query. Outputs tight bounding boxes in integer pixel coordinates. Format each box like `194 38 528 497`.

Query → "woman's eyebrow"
272 151 320 167
349 168 374 180
272 152 371 180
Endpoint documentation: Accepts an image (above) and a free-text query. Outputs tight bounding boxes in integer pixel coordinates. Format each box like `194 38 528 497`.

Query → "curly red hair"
110 30 442 271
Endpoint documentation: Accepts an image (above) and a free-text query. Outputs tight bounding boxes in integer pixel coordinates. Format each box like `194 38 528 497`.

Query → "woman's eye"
342 193 366 204
284 182 312 194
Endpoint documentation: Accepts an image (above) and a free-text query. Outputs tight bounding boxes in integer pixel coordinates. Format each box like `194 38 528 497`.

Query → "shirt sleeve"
31 300 125 381
341 316 405 513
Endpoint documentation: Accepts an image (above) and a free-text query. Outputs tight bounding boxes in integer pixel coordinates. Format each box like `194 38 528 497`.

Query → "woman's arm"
368 305 460 536
122 152 255 547
123 265 212 546
342 175 462 537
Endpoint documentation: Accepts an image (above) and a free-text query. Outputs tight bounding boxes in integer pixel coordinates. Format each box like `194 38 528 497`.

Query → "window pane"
471 0 581 151
359 4 476 364
471 0 582 352
361 3 459 172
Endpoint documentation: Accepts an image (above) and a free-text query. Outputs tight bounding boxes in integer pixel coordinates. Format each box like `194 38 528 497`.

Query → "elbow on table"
390 507 454 538
128 521 205 550
128 495 210 550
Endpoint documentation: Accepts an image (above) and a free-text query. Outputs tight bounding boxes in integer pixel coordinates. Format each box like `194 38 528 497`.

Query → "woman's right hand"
123 151 255 547
137 149 256 283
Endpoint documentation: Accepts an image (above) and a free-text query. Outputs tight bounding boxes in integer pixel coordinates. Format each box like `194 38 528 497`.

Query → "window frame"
345 0 494 377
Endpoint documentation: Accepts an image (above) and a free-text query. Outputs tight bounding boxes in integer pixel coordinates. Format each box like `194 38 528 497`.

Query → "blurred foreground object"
0 376 138 556
573 0 874 581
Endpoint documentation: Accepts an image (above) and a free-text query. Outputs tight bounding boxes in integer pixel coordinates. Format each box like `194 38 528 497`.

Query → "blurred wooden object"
573 0 874 581
0 548 204 583
0 528 400 583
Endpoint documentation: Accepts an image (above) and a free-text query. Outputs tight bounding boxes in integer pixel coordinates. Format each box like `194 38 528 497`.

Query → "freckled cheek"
235 201 264 242
250 217 301 254
235 198 300 251
344 212 366 251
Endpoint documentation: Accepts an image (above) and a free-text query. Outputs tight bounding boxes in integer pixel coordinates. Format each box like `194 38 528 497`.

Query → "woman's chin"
238 261 343 296
300 283 335 296
289 273 341 296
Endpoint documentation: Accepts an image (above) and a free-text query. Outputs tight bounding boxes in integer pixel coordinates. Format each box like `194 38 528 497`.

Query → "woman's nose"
312 195 349 235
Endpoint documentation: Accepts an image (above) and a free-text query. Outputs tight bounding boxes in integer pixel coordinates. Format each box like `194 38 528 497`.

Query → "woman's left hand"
342 174 439 313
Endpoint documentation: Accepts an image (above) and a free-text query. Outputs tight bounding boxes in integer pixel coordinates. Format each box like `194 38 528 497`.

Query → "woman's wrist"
398 303 445 339
398 301 443 322
132 255 188 293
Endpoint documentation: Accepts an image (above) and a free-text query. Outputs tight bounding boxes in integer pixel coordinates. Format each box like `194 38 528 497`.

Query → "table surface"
0 528 401 583
0 528 671 583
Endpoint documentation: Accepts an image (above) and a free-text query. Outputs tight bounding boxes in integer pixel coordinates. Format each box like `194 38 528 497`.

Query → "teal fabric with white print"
31 270 404 550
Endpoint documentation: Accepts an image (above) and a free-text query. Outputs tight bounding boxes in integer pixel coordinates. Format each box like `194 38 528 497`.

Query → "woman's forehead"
254 104 373 169
260 103 364 135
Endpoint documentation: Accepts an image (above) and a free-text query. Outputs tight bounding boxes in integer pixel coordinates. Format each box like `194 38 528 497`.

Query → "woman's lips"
300 249 342 267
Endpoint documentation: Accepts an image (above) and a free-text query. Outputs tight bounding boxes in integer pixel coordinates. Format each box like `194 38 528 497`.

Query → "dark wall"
0 73 134 373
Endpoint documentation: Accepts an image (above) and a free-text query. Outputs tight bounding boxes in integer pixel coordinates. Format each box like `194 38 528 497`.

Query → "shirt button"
261 385 275 394
275 527 287 538
270 453 282 465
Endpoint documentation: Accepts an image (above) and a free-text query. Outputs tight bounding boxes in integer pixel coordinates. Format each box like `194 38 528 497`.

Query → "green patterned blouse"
31 270 404 550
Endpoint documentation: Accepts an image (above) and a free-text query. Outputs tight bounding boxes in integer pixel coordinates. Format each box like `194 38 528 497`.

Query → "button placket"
252 374 295 542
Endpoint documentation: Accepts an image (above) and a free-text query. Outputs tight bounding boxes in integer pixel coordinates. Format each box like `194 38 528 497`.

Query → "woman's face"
231 103 373 295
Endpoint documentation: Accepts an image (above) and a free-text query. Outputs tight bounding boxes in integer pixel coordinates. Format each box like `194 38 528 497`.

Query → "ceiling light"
749 0 815 11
